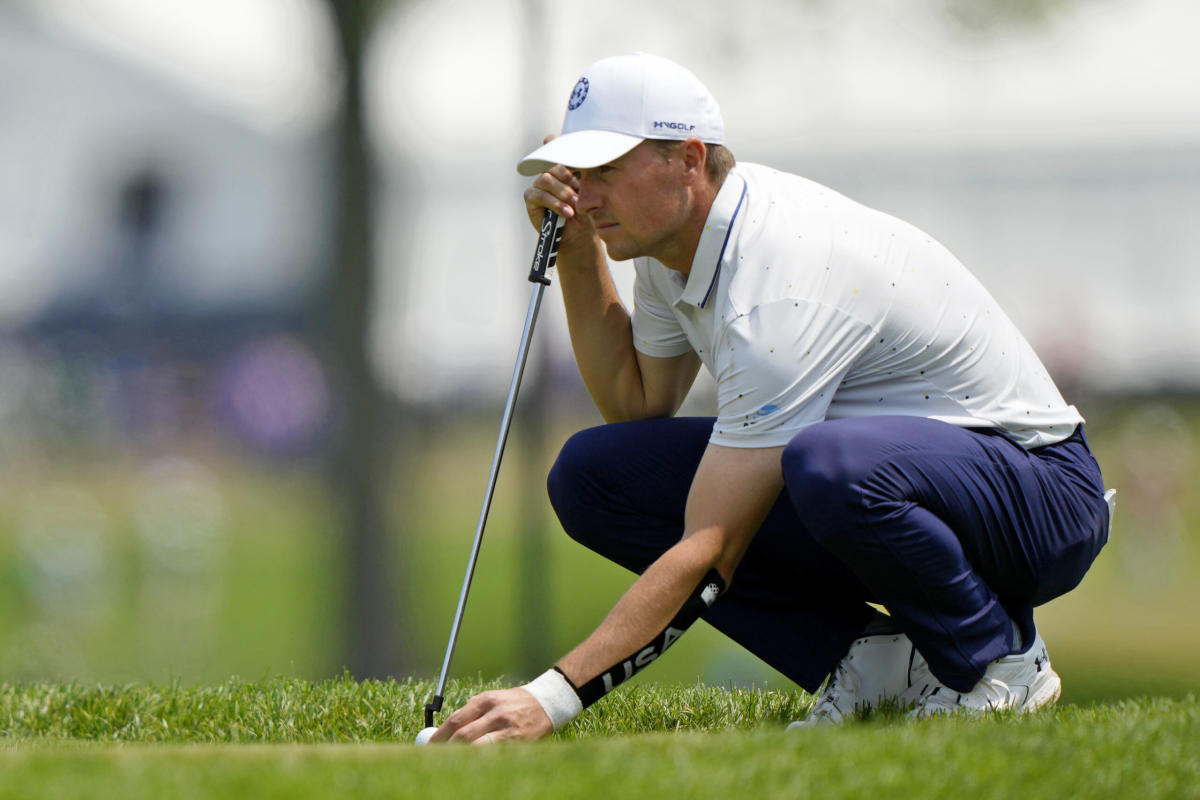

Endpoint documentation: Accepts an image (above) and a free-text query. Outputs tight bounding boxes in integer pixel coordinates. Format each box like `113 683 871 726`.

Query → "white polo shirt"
630 163 1083 449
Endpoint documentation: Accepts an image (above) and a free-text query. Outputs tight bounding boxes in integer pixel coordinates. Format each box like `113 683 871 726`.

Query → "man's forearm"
555 250 654 422
556 529 726 689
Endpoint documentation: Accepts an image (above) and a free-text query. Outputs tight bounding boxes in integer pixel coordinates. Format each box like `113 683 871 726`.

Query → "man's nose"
576 176 602 214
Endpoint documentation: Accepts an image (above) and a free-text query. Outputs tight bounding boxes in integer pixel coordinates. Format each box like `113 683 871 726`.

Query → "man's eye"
598 165 615 174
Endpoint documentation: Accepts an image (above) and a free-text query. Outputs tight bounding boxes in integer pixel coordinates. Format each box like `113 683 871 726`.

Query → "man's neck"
655 181 720 276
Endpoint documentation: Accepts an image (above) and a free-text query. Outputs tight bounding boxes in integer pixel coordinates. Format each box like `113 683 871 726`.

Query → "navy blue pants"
547 415 1109 693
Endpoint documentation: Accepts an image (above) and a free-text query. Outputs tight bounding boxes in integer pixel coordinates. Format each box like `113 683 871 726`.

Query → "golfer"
430 53 1113 744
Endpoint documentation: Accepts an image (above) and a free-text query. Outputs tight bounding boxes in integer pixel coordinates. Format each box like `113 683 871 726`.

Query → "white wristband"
521 668 583 731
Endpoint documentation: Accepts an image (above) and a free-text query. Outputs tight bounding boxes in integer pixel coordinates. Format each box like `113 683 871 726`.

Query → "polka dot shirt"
630 163 1083 449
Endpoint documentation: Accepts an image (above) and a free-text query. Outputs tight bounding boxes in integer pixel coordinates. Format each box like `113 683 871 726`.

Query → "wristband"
521 667 583 731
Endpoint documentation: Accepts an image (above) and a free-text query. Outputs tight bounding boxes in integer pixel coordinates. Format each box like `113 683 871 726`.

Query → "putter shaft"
426 211 563 728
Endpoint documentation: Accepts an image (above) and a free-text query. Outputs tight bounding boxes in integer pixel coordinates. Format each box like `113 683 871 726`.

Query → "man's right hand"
524 162 580 227
522 141 603 268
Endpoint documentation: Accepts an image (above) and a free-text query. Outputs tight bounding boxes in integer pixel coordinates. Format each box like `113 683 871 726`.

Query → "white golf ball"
415 726 438 745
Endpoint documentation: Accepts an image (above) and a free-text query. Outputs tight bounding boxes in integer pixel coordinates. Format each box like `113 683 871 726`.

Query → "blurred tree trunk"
324 0 405 678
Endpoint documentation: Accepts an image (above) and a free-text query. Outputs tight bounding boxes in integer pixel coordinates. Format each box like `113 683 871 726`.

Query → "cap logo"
568 77 589 110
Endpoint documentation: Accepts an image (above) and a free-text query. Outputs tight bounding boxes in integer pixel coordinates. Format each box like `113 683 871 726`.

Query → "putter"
424 209 566 729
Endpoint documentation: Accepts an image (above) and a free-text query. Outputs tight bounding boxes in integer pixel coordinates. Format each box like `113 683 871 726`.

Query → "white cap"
517 53 723 176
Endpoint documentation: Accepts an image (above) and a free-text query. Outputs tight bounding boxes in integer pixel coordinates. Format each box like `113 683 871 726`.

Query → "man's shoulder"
731 161 786 188
729 163 853 223
724 162 840 254
732 162 829 193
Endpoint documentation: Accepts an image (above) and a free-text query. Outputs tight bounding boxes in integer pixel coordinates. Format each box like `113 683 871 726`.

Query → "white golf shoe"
911 630 1062 719
787 631 934 728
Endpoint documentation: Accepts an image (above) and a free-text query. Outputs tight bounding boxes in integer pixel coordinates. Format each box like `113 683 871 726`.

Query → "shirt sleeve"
630 267 693 358
710 298 874 447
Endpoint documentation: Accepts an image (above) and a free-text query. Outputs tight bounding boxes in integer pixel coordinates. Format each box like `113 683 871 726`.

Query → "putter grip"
527 210 565 286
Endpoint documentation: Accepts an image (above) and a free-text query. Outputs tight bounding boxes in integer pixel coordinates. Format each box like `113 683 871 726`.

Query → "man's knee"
546 426 607 547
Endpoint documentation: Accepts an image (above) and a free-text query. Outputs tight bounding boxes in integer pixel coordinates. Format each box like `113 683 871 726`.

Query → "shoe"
787 631 933 728
911 630 1061 718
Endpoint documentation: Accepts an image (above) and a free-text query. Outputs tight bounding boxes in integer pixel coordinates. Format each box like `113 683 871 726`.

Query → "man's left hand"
427 687 553 745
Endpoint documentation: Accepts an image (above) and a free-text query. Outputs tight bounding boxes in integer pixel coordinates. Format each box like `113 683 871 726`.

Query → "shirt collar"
678 172 747 309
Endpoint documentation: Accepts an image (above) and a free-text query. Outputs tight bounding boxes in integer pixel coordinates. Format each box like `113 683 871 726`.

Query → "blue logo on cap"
568 77 589 110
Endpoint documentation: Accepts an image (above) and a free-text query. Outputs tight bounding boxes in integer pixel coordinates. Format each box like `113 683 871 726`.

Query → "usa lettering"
601 662 631 694
598 626 687 693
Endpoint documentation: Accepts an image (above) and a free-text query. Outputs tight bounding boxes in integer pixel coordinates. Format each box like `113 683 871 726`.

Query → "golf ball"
415 726 438 745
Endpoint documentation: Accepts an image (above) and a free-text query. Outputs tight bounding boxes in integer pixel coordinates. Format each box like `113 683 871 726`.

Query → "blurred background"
0 0 1197 703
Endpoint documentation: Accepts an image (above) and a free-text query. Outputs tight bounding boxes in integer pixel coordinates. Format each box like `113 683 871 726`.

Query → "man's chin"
600 238 637 263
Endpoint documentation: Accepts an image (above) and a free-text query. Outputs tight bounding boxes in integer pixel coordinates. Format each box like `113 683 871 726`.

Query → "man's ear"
679 138 707 185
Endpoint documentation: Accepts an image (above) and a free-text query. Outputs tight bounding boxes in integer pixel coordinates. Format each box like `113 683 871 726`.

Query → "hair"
650 139 736 187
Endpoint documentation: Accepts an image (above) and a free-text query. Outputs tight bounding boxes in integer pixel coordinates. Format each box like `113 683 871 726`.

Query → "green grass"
0 675 807 743
0 677 1196 799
